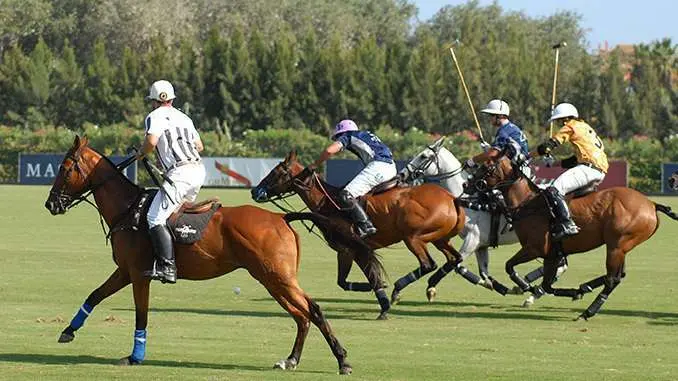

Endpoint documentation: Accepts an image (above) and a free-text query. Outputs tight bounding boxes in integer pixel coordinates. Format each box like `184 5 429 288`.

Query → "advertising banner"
533 161 628 189
661 163 678 194
326 159 628 190
325 159 408 187
19 153 137 185
202 157 283 187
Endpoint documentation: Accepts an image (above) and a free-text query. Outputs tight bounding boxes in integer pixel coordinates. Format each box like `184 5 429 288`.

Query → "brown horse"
470 149 678 320
44 136 353 374
252 151 466 318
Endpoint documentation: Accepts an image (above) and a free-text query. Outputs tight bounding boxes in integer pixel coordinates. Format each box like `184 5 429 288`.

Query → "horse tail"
655 203 678 220
452 197 466 232
284 212 387 283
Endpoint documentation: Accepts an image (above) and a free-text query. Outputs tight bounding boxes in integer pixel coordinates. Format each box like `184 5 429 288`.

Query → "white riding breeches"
552 164 605 195
344 160 397 197
147 163 207 228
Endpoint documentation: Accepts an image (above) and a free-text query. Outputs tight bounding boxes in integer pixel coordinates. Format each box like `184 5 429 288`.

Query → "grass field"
1 185 677 381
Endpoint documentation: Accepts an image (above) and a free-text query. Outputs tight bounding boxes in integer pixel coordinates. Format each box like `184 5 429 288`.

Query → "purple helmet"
332 119 359 139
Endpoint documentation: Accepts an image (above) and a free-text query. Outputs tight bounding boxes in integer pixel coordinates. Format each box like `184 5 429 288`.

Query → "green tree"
49 40 85 128
83 38 121 125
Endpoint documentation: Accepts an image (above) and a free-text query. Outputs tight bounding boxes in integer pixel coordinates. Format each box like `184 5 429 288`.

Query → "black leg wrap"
582 293 608 319
394 268 424 291
488 276 509 295
375 288 390 312
510 271 532 292
553 288 580 298
345 282 373 292
523 266 545 283
455 265 481 284
427 261 454 287
580 276 606 292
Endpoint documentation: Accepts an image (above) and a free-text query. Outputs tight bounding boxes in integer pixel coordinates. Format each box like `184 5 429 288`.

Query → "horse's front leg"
118 278 151 365
349 248 390 320
496 248 540 296
336 250 371 292
59 268 131 343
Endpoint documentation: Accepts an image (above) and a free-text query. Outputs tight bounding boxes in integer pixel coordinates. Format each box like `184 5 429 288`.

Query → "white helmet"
480 99 510 116
147 80 176 101
549 103 578 121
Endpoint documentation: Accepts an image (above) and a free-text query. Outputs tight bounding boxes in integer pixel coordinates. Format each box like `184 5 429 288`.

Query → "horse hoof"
390 290 401 305
521 295 535 308
426 287 437 302
510 286 525 295
57 331 75 343
376 312 388 320
339 364 353 375
575 314 589 322
117 356 141 366
478 280 494 290
572 293 583 301
273 358 297 371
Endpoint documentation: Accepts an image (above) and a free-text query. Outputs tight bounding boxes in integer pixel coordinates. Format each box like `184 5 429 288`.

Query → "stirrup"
551 224 579 241
144 263 177 284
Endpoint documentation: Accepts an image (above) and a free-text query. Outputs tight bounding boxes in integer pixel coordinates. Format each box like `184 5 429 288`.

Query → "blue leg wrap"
69 303 93 330
131 329 147 363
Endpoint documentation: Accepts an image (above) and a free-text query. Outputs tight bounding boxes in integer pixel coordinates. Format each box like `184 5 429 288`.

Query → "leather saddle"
135 189 221 244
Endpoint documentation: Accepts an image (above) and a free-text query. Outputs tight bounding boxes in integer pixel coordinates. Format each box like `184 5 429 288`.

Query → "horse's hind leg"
426 240 477 301
391 238 437 305
58 268 131 343
576 248 626 321
349 248 390 320
268 280 351 374
267 288 310 371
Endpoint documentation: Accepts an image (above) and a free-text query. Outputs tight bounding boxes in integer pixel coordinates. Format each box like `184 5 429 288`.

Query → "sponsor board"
19 153 137 185
203 157 283 187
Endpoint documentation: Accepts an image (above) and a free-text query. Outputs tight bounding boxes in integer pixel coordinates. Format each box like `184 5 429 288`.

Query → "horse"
44 135 354 374
469 146 678 320
401 137 568 306
252 150 466 319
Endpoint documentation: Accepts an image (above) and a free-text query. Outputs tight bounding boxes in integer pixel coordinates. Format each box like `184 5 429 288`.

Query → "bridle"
406 145 464 183
49 149 138 241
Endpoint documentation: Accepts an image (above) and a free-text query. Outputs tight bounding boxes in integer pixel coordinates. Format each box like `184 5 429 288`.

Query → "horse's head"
669 171 678 191
45 135 95 215
251 150 306 202
467 144 524 195
402 136 447 180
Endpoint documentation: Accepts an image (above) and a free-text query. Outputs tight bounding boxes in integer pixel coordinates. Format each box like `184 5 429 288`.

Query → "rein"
482 161 543 220
58 154 139 243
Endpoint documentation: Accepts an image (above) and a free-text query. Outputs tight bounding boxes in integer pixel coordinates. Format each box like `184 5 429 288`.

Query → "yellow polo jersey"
552 120 608 173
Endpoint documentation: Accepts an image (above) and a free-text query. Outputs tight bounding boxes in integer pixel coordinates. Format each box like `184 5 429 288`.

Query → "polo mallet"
449 44 485 143
549 41 567 137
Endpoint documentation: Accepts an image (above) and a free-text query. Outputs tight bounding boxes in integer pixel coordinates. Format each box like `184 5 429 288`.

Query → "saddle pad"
167 202 221 244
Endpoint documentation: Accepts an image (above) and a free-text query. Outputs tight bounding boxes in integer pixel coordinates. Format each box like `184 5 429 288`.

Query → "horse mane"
85 145 141 190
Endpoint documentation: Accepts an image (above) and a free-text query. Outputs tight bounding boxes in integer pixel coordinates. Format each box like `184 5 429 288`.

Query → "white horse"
400 137 567 307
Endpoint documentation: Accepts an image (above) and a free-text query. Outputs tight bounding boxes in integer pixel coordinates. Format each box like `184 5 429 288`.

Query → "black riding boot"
148 225 177 284
545 187 580 241
338 190 377 238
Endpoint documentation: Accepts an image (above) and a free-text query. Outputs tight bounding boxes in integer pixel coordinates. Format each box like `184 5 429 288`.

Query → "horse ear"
81 135 89 146
432 136 446 148
284 150 297 163
73 135 81 147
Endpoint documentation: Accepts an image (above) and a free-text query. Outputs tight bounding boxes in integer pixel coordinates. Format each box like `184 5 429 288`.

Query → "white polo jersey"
144 106 201 171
